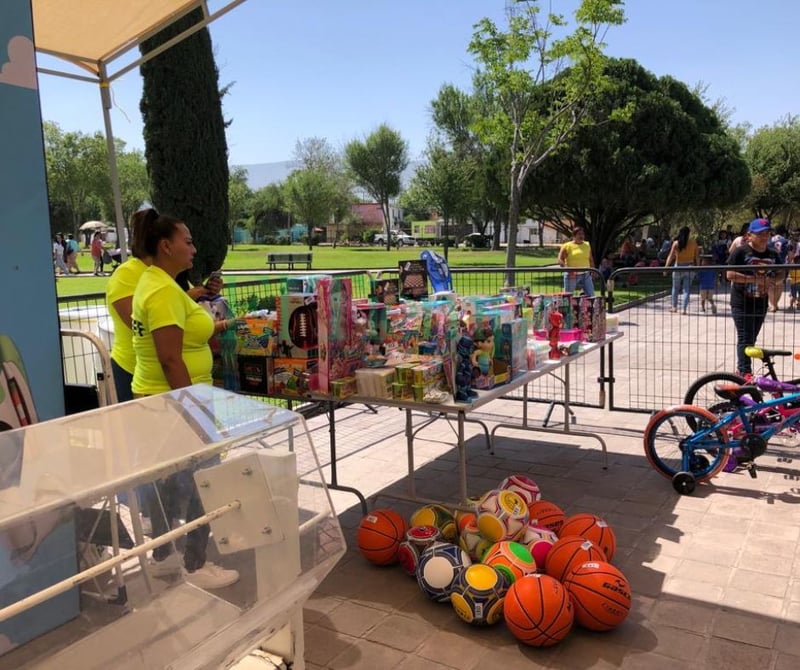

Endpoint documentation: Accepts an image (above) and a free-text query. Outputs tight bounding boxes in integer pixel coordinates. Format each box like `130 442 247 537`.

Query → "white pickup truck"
373 231 417 247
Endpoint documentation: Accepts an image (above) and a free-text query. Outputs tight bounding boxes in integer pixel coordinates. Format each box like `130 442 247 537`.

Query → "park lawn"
56 244 559 298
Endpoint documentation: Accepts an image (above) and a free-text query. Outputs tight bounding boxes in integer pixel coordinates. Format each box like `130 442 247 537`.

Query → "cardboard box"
235 314 279 357
269 357 317 397
278 293 318 359
238 355 271 394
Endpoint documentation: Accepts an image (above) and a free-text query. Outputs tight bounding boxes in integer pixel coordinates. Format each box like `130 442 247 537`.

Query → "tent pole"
98 63 128 263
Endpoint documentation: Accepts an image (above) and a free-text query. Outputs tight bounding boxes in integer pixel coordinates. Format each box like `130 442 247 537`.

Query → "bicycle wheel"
644 405 730 482
683 372 762 430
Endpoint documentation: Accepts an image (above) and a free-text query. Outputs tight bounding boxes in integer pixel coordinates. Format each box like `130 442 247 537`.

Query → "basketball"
527 500 566 535
559 513 617 561
416 542 472 602
476 489 529 543
498 474 542 506
459 518 493 562
410 504 458 542
482 540 537 584
503 573 574 646
562 561 631 631
397 525 442 576
544 536 607 582
450 563 508 626
356 509 407 566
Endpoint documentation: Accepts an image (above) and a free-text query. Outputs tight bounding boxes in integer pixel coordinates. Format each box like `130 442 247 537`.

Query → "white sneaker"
148 552 183 577
185 562 239 589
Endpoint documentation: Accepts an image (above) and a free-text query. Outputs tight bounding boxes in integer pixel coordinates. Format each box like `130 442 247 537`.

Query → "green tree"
409 141 476 259
468 0 626 276
523 58 751 261
743 116 800 222
344 124 409 250
43 122 109 235
228 166 252 248
251 183 289 241
99 147 150 226
139 8 229 283
283 168 338 250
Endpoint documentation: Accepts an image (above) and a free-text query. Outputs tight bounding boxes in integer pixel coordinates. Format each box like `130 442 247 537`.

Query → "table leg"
458 410 467 503
406 408 416 500
324 400 367 515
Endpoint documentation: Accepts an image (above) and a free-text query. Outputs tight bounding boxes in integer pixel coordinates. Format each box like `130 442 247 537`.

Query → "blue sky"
35 0 800 167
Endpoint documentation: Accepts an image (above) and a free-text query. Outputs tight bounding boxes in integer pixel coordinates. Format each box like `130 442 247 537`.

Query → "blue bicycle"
644 383 800 494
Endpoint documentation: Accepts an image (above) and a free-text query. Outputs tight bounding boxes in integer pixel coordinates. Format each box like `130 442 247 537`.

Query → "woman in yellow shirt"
664 226 699 314
557 227 595 296
131 214 238 590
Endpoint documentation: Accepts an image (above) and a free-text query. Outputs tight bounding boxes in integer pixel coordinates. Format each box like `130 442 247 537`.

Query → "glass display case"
0 384 345 669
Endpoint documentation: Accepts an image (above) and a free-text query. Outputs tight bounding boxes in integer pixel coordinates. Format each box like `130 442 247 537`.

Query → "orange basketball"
527 500 565 535
562 561 631 631
544 536 607 582
357 509 408 565
559 513 617 561
503 574 574 646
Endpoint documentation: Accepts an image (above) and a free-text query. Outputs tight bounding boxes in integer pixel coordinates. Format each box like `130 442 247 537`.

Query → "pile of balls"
356 474 631 646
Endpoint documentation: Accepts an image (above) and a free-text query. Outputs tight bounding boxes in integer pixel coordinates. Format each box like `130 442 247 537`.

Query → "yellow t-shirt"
131 265 214 395
105 257 147 374
675 239 698 264
560 240 592 268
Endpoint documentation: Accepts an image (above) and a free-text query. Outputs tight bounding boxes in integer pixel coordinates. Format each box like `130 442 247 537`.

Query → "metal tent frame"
32 0 248 259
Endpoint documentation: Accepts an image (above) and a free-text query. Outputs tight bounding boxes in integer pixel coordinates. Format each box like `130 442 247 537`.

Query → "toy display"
399 259 429 301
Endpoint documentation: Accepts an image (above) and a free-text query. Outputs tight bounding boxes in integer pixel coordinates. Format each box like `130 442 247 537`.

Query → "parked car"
373 231 417 247
462 232 491 249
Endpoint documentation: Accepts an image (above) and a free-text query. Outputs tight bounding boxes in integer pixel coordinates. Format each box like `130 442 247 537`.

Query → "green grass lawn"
56 244 559 298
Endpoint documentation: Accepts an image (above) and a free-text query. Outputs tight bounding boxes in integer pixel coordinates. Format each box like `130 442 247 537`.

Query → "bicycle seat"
713 384 760 402
744 346 792 360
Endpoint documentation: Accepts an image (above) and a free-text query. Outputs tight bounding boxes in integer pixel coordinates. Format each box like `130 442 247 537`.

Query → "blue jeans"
563 271 595 297
730 297 767 375
671 266 693 310
111 357 134 403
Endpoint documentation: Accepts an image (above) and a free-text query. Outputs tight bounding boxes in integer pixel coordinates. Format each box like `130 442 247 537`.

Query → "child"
788 246 800 309
698 255 717 314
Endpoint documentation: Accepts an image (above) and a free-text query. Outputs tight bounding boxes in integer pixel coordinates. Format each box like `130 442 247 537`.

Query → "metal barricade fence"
607 263 800 413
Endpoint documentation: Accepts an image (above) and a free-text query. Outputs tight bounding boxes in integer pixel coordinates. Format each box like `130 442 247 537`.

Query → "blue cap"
748 218 771 234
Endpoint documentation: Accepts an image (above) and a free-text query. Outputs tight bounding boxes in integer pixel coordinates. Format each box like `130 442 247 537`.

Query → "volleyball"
562 561 631 631
559 513 617 561
458 518 493 562
450 563 508 626
356 509 407 566
503 574 574 646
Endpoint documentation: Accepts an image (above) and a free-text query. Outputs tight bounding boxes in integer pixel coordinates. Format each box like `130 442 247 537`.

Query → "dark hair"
128 208 158 259
137 210 183 258
573 227 585 237
676 226 690 251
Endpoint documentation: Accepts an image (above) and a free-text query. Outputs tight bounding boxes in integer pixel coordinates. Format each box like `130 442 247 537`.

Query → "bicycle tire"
683 372 762 430
644 405 730 483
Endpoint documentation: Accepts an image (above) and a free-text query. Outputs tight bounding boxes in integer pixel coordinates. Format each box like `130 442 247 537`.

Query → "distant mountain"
236 160 423 191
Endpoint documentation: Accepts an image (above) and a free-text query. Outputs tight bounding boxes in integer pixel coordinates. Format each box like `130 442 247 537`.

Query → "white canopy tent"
31 0 248 260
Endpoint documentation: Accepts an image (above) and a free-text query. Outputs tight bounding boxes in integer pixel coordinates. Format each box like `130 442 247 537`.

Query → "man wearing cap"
726 218 785 378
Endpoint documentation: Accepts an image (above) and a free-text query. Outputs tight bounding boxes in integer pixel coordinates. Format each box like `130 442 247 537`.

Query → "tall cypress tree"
140 9 229 283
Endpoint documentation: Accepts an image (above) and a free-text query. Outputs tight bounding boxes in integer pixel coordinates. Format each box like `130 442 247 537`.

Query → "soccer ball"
416 542 472 602
397 525 443 576
499 474 542 506
476 489 529 543
450 563 508 625
482 540 538 583
410 504 458 543
458 518 493 562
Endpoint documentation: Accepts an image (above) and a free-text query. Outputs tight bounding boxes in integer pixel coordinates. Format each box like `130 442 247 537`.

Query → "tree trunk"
505 173 521 286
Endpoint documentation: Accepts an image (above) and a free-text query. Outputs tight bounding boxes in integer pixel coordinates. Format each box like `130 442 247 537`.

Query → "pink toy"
548 311 563 360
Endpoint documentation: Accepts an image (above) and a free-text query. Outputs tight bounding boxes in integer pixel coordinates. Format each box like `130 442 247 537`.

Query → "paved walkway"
300 398 800 669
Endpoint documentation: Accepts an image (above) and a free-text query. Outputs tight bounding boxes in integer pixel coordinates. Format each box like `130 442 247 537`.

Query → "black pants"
730 297 767 375
148 472 209 571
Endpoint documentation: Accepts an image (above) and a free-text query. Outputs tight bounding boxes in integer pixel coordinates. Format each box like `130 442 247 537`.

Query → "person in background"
697 255 717 315
53 235 69 276
768 224 790 312
788 244 800 310
557 226 595 296
726 218 785 378
90 230 105 276
131 213 238 589
65 233 80 274
618 236 636 267
727 221 751 256
664 226 699 314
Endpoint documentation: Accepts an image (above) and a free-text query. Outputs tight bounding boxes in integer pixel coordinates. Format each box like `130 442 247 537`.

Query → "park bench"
266 251 312 270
